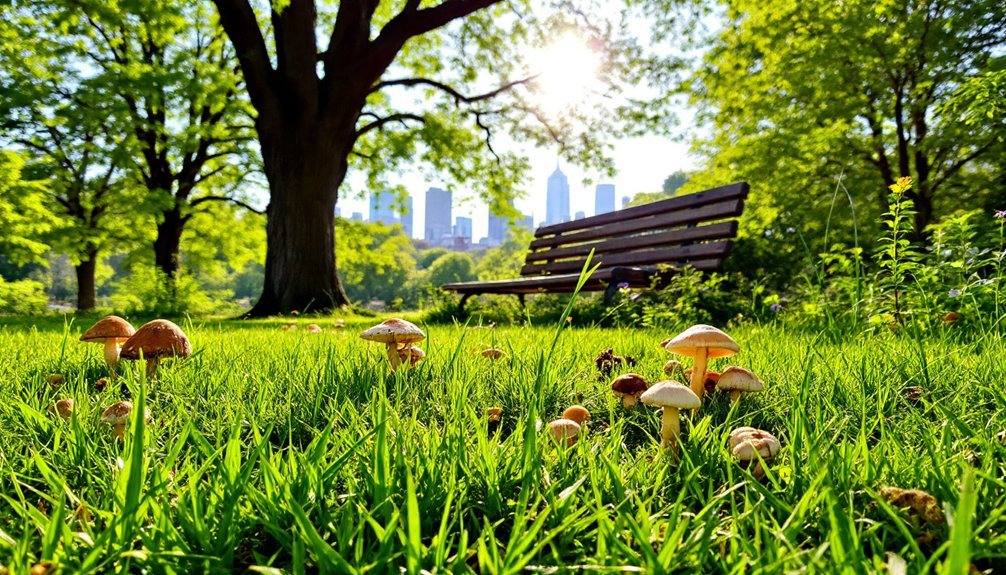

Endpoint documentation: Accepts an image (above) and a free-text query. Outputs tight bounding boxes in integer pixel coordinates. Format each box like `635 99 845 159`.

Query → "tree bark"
75 249 98 311
154 205 185 279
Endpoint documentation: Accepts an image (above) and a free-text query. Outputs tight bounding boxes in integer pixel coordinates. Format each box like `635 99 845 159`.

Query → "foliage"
426 253 476 286
871 177 925 326
0 151 52 266
687 0 1006 252
475 230 532 281
107 265 237 316
336 219 418 305
0 276 46 315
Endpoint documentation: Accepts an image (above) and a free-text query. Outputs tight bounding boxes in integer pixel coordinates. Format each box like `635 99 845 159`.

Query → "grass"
0 313 1004 574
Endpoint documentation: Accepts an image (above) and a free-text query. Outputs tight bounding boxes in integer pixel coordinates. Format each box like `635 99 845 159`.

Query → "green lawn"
0 315 1003 573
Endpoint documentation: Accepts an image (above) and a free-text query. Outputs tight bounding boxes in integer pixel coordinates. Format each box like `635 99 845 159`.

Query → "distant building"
546 165 570 226
335 206 343 217
425 187 453 243
351 212 364 222
574 211 585 220
595 184 615 215
400 196 414 238
454 216 473 251
369 193 398 226
520 214 534 233
622 196 630 209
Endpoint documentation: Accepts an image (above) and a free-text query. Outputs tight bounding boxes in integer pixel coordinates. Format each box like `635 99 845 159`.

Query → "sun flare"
527 33 602 116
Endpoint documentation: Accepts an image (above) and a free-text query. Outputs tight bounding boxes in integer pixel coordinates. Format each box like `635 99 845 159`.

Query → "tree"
427 252 477 286
6 0 259 285
662 170 689 195
336 219 417 305
211 0 682 315
688 0 1006 242
0 151 51 268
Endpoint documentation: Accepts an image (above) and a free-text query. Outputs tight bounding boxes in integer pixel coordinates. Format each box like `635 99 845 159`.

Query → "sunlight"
526 32 603 116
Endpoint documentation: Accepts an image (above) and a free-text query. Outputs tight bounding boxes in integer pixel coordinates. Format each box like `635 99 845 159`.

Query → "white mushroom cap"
639 380 701 410
101 401 133 425
728 426 760 450
716 366 764 393
663 324 740 359
730 428 780 461
548 418 581 447
360 318 425 345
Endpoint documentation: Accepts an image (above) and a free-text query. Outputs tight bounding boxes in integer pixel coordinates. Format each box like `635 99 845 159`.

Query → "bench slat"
528 199 744 251
520 241 732 276
524 220 738 264
534 182 749 238
442 259 724 295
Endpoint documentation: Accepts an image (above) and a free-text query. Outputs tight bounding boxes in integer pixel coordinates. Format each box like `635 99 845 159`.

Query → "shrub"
0 276 47 315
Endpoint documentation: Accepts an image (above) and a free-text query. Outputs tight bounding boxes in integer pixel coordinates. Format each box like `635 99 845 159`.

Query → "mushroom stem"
386 344 402 371
730 389 741 403
103 339 122 370
689 350 709 405
752 461 765 479
145 357 159 380
113 423 126 441
622 395 637 409
660 407 681 452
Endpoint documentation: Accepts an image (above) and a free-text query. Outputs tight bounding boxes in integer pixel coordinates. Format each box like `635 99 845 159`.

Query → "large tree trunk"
247 142 351 316
75 249 98 311
154 205 184 279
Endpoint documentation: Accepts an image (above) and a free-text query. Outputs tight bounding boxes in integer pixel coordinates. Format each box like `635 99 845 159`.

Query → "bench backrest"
522 182 749 277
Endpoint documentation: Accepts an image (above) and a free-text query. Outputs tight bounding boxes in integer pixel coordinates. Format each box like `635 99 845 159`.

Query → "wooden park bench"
442 182 749 312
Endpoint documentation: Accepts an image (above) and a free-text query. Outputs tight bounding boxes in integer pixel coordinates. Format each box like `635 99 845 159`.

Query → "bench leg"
603 282 620 307
516 294 526 309
458 293 474 313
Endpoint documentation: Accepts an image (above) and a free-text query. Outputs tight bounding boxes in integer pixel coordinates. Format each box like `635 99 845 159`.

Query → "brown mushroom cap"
562 405 591 424
80 316 136 342
52 398 74 420
480 348 507 360
611 373 648 395
663 324 740 359
360 318 425 346
548 418 581 447
730 428 780 460
716 366 764 394
486 407 503 423
119 320 191 360
101 401 133 425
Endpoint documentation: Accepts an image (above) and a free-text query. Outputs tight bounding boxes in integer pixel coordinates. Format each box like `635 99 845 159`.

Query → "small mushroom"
360 318 426 371
730 427 779 479
80 316 136 371
119 319 191 379
663 359 683 376
333 319 346 328
480 348 507 360
684 369 721 395
486 407 503 423
715 366 763 402
94 377 109 392
611 373 648 408
101 401 133 440
878 487 944 523
398 345 425 366
562 405 591 425
663 325 740 405
45 374 64 390
639 380 701 452
50 398 74 421
942 311 962 325
548 418 581 448
306 324 322 333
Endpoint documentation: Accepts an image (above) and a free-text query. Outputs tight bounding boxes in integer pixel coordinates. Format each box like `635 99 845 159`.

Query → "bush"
107 265 238 316
0 276 47 315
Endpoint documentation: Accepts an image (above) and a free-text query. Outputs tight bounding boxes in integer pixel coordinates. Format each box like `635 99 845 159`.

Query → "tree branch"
188 194 265 214
211 0 279 122
355 113 426 137
371 75 535 105
370 0 502 69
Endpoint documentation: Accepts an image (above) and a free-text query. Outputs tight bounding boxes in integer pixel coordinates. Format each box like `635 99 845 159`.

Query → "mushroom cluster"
547 405 591 448
360 318 425 372
80 316 191 379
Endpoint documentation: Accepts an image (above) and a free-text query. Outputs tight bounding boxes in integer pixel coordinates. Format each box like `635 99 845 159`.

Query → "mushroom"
80 316 136 371
715 366 764 402
942 312 962 325
486 407 503 423
101 401 133 440
639 380 701 452
119 319 192 379
306 324 322 333
562 405 591 425
729 427 779 479
398 345 426 366
878 487 944 523
663 359 683 377
548 418 581 448
663 325 740 403
94 377 109 392
480 348 506 360
50 398 74 421
611 373 648 408
334 319 346 328
684 369 721 395
45 374 64 390
360 318 426 371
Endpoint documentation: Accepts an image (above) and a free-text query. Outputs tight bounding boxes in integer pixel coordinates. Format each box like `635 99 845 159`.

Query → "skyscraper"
546 165 570 226
425 187 452 243
574 211 586 220
400 196 414 238
595 184 615 215
369 193 398 226
454 216 472 240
